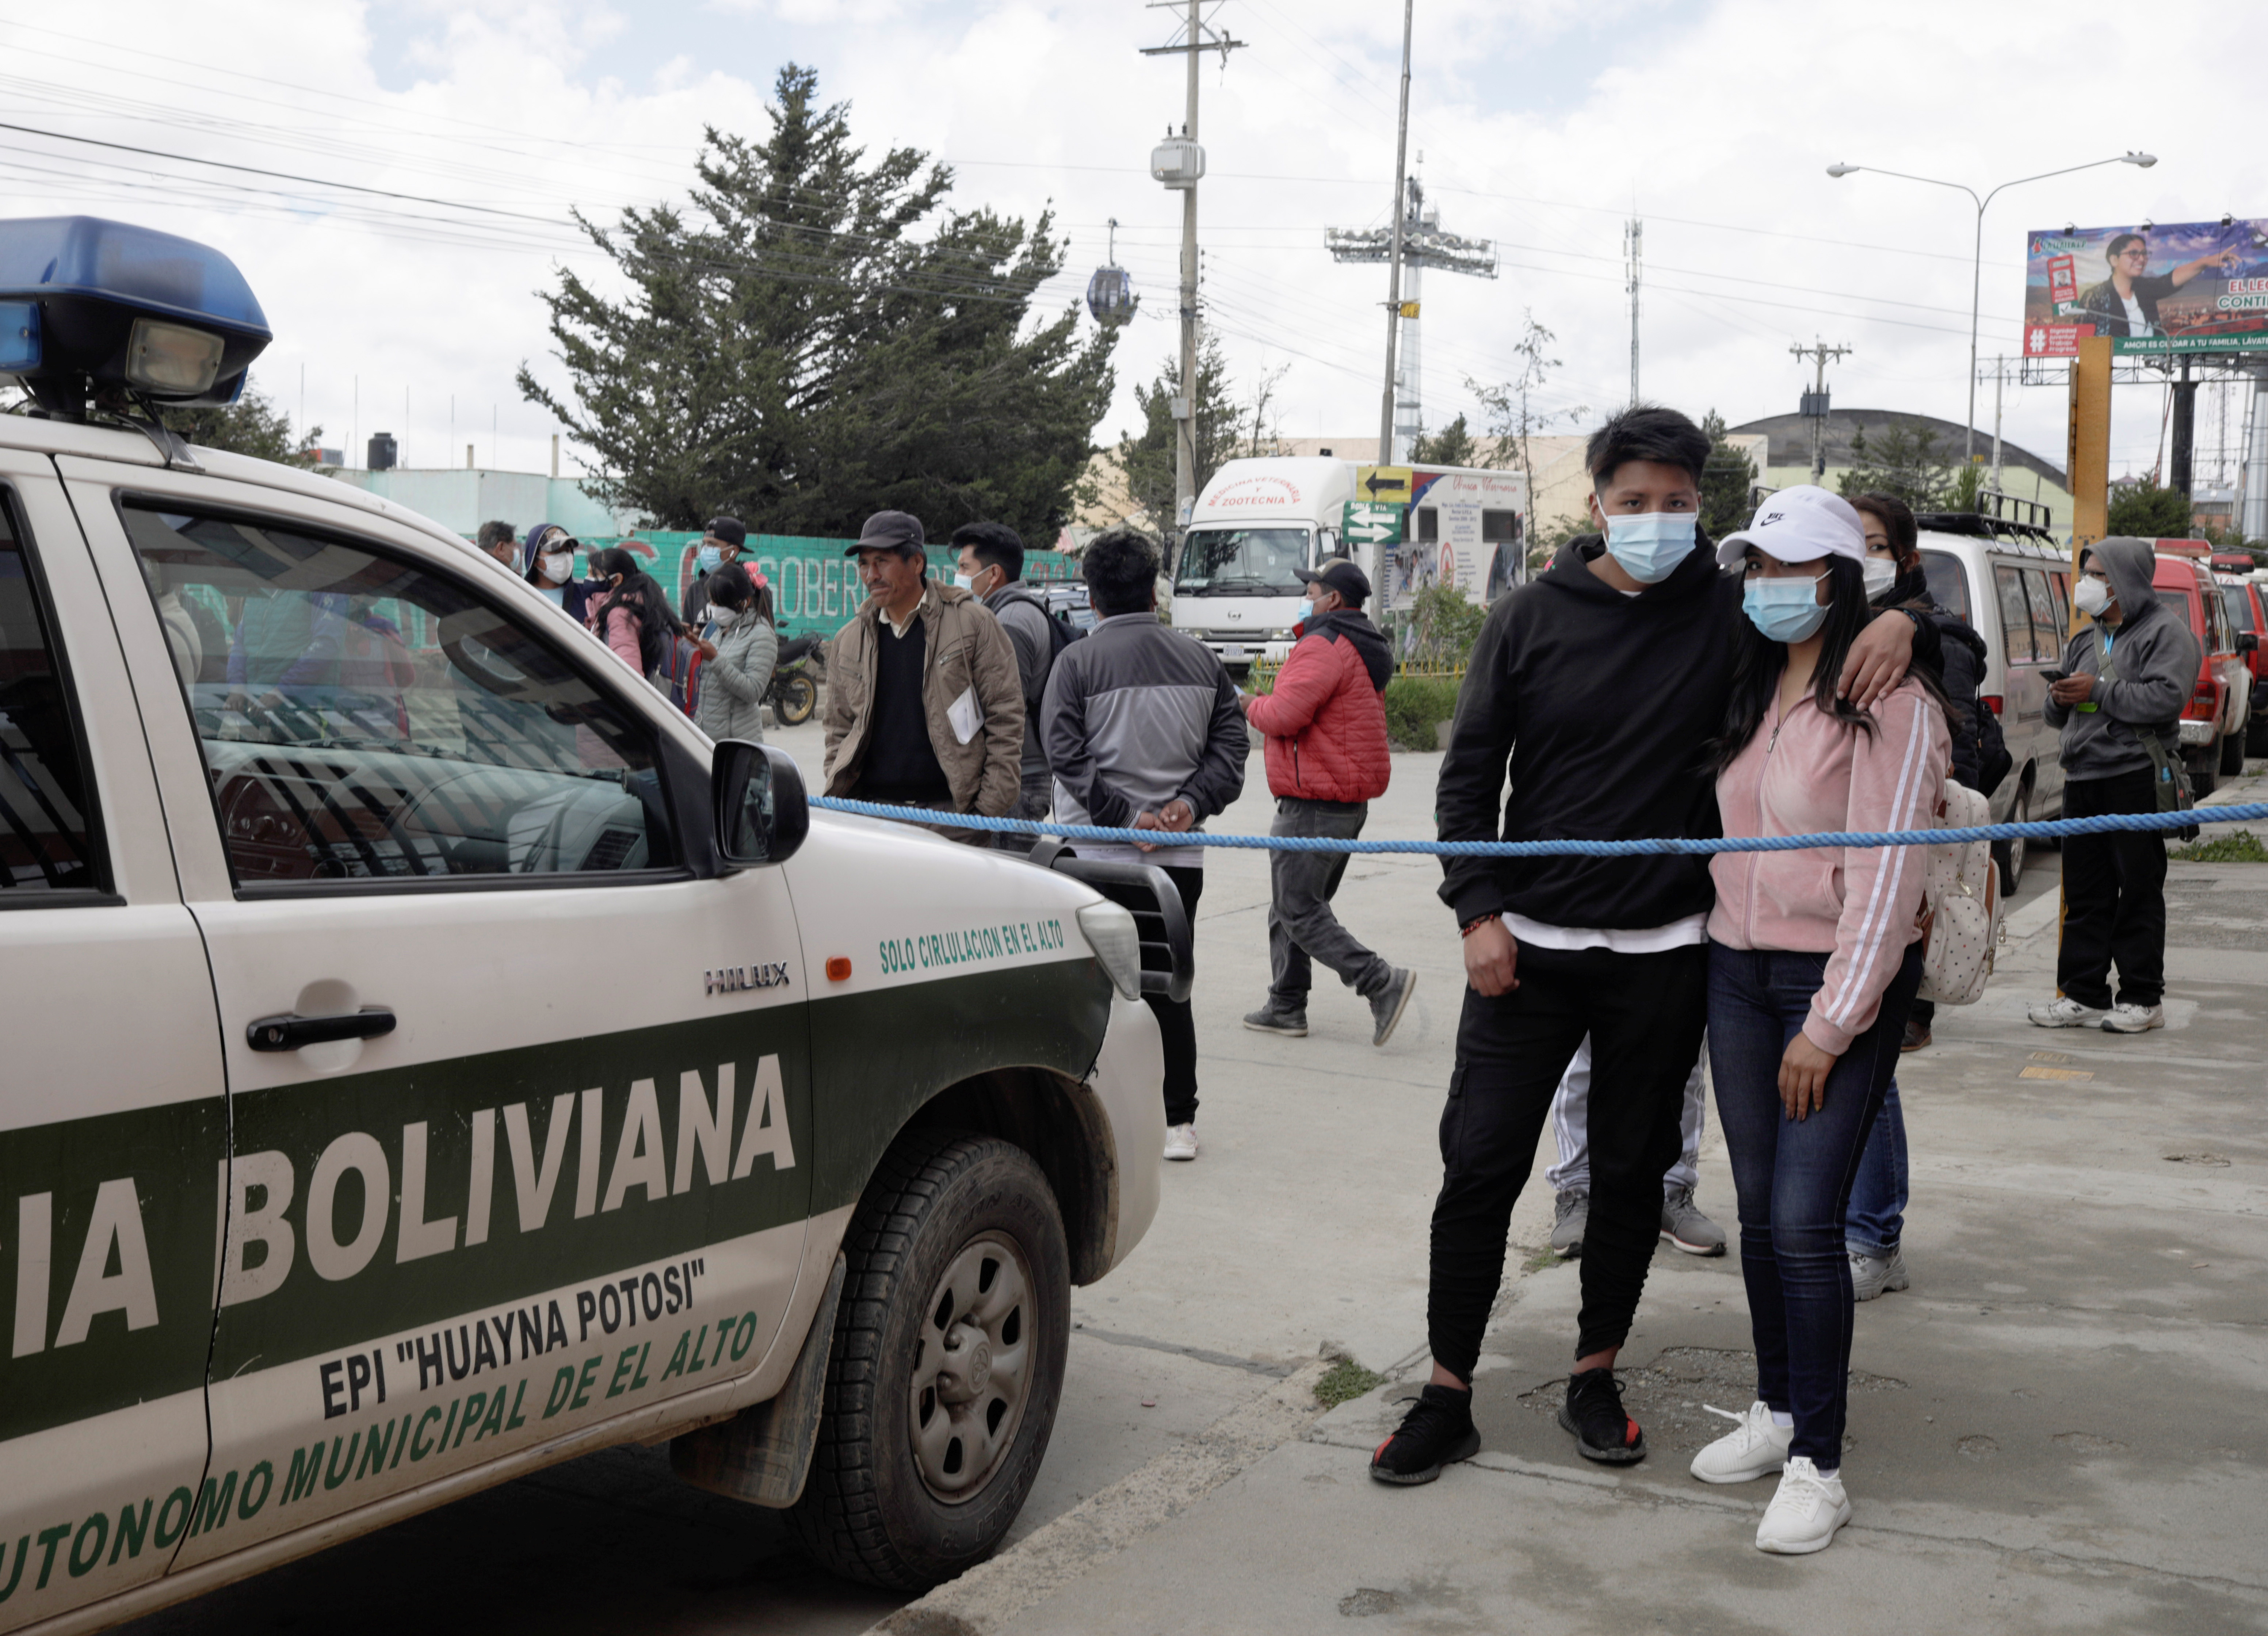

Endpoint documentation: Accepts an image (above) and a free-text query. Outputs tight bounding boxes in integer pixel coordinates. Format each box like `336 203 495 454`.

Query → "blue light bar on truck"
0 216 271 410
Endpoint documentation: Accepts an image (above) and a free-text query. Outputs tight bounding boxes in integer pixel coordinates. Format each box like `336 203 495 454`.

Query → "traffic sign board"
1341 501 1402 545
1360 465 1413 500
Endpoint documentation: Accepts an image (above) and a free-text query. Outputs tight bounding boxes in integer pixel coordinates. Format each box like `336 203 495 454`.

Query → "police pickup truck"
0 217 1181 1632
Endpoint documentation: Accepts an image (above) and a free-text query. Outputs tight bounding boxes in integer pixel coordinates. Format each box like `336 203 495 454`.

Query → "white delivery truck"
1170 456 1526 670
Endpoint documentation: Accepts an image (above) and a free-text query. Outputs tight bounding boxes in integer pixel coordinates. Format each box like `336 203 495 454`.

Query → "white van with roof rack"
0 215 1183 1631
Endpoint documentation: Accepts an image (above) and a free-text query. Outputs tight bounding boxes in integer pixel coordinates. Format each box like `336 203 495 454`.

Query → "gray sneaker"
1370 968 1417 1047
1849 1246 1910 1302
1551 1190 1588 1259
1242 1006 1307 1036
1660 1186 1727 1256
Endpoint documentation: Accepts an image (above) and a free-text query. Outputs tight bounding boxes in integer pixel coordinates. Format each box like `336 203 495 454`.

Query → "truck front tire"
789 1130 1071 1591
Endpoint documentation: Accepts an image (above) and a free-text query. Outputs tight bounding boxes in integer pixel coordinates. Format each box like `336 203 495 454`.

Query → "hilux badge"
706 961 793 995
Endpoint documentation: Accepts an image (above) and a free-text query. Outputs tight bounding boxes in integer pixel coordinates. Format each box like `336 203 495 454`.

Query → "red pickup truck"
2218 569 2268 758
2153 542 2254 792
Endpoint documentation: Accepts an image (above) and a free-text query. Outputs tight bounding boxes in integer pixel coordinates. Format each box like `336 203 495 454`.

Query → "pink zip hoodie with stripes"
1707 675 1950 1055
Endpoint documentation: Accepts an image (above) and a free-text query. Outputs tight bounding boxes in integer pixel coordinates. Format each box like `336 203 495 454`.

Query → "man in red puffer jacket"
1241 558 1417 1047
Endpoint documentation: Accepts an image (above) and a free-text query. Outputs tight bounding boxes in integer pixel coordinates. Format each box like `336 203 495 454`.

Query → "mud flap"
670 1252 846 1508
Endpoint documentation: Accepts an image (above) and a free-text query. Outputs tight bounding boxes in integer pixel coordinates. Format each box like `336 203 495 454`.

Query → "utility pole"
1790 339 1852 480
2169 355 2199 500
1379 0 1414 463
1143 2 1242 535
1986 354 2007 495
1326 168 1493 460
1625 216 1643 405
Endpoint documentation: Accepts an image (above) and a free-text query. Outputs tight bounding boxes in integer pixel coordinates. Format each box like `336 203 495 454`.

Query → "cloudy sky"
7 0 2265 492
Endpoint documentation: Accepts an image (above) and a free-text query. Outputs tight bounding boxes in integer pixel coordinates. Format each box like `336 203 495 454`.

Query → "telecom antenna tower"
1625 217 1643 404
1327 172 1497 461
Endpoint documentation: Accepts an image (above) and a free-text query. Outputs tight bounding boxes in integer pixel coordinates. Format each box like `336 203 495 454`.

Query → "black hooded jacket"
1436 534 1737 930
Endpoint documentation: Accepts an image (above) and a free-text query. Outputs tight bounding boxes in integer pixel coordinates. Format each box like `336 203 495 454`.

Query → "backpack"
658 632 705 718
1000 588 1082 706
1916 777 2003 1005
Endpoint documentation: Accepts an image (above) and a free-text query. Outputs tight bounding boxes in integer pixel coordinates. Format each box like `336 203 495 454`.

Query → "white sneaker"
2102 1002 2165 1033
1689 1400 1792 1484
1755 1456 1852 1555
1162 1123 1199 1161
2028 996 2108 1028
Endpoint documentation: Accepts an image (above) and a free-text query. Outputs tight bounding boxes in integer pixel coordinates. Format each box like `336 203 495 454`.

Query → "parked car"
2216 570 2268 757
2153 543 2252 791
1909 517 2073 890
1039 579 1098 632
0 215 1181 1632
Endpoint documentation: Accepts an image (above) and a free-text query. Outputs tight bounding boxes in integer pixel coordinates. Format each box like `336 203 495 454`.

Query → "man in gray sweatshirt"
2033 536 2201 1035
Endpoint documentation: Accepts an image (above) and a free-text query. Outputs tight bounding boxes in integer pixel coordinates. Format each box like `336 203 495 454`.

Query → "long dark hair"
588 546 680 667
705 566 774 626
1710 554 1881 774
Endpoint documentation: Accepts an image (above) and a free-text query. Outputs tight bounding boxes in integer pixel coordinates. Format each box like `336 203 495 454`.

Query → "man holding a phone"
2033 538 2200 1035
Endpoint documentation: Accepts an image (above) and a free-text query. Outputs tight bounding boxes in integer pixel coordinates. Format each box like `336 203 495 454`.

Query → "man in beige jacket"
823 510 1025 841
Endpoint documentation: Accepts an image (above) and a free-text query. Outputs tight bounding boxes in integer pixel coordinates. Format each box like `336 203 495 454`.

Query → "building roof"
1729 408 2066 488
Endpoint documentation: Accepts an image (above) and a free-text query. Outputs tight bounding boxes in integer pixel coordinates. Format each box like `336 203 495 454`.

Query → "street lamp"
1826 151 2157 471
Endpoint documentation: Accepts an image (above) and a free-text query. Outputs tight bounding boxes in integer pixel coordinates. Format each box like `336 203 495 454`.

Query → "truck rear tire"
789 1130 1070 1591
2220 726 2247 777
2185 746 2218 798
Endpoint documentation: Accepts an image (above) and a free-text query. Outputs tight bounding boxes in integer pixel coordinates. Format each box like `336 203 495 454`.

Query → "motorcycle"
767 632 824 726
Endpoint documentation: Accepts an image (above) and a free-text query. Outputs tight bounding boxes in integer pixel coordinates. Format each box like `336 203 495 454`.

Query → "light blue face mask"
1741 573 1831 643
696 545 723 574
1604 512 1699 583
1295 598 1315 626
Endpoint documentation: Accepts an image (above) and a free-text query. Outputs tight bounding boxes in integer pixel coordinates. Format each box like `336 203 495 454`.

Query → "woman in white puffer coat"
692 566 778 743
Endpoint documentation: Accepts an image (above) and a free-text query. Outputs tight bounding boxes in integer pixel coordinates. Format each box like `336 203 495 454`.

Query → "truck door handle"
247 1008 397 1052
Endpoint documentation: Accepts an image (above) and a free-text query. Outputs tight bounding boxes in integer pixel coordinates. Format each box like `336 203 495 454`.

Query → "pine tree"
1115 336 1241 534
520 65 1116 544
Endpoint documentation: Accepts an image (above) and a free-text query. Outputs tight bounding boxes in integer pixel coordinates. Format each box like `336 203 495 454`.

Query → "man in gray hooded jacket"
2032 536 2201 1035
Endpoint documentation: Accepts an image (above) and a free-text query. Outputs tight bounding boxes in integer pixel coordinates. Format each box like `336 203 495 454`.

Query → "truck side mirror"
713 740 809 870
2240 631 2259 654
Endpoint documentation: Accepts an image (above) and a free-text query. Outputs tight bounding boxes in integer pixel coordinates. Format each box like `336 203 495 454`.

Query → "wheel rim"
2008 792 2027 882
907 1229 1036 1504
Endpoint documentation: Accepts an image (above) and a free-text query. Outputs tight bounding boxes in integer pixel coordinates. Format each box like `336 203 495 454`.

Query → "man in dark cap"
1238 557 1415 1047
822 510 1024 841
683 516 749 629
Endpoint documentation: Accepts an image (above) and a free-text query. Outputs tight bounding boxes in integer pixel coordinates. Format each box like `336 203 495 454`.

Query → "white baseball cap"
1715 485 1866 567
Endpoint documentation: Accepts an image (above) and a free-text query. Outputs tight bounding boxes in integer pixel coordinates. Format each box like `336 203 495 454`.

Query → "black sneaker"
1557 1367 1646 1464
1369 1383 1479 1485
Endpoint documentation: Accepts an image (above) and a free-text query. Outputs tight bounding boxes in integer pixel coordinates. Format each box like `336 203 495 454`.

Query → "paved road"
124 718 2262 1635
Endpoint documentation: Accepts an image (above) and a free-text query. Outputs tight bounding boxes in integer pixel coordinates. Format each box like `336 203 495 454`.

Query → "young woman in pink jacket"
1688 487 1948 1556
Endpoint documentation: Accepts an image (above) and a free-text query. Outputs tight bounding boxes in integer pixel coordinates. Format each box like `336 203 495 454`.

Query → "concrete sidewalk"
901 754 2268 1634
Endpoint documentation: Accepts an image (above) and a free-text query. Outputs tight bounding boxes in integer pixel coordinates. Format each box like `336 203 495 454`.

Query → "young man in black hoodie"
1372 406 1917 1484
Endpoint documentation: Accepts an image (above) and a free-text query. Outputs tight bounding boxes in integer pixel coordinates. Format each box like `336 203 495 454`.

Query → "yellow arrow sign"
1360 465 1412 500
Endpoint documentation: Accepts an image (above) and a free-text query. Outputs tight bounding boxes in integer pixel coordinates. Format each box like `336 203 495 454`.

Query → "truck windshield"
1175 527 1309 596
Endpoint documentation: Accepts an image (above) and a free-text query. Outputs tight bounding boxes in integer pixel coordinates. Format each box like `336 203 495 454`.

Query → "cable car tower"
1086 218 1138 327
1326 173 1496 461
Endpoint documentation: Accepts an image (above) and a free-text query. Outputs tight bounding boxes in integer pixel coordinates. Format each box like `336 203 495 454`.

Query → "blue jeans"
1845 1079 1908 1257
1707 940 1923 1469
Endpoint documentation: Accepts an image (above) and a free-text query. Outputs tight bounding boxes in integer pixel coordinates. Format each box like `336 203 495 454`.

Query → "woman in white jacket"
692 566 778 743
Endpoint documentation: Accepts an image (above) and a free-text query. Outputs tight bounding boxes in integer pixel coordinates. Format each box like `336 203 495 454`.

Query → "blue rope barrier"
808 795 2268 858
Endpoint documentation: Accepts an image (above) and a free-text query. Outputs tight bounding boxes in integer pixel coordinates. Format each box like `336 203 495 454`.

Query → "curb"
863 1358 1334 1635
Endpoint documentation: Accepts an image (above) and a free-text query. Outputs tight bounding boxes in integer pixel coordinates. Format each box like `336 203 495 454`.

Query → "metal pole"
1990 355 2005 493
1377 0 1414 463
1966 200 1982 469
1175 0 1201 532
2169 356 2197 500
1626 217 1642 405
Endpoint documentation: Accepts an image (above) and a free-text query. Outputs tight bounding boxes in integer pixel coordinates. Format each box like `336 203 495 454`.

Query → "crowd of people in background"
465 406 2203 1561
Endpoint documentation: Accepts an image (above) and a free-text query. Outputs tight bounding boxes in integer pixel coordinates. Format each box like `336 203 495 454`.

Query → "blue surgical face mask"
1603 511 1699 583
696 545 724 574
1741 573 1832 643
1295 598 1315 626
952 572 975 591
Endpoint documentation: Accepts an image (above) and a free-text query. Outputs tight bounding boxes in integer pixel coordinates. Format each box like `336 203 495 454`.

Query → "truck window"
2227 585 2256 634
1993 565 2036 664
1919 549 1970 623
0 489 104 896
1414 508 1439 543
1481 510 1519 542
1172 527 1309 595
2022 569 2064 664
119 503 678 886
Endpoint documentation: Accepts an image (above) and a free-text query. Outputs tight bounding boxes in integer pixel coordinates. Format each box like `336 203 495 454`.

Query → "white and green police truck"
0 217 1184 1632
